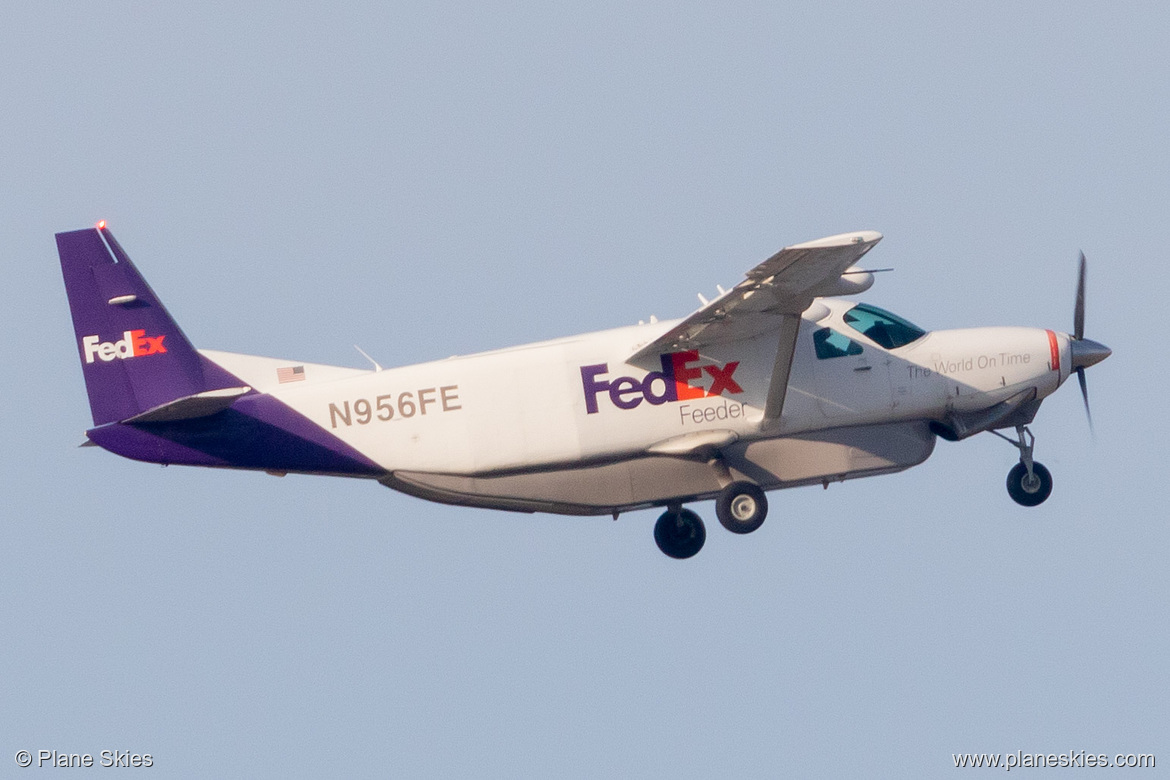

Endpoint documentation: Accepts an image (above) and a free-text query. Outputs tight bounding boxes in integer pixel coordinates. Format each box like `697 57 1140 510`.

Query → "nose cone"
1070 337 1111 370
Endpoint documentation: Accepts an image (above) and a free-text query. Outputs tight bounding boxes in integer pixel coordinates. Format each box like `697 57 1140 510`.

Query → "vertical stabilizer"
57 224 226 426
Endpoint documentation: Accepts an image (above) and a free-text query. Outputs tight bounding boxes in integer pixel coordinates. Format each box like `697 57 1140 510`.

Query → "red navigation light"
97 220 107 229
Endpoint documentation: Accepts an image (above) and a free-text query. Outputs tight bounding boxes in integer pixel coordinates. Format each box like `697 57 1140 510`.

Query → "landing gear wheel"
654 508 706 559
1006 461 1053 506
715 481 768 534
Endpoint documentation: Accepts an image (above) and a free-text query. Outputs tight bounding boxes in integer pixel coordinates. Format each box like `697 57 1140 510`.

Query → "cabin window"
842 303 926 349
814 327 864 359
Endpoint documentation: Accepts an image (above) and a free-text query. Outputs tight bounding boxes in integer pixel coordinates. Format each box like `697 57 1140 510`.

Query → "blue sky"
1 2 1165 777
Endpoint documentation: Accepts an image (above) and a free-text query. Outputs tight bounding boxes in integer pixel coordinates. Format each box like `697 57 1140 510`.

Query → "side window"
814 327 864 359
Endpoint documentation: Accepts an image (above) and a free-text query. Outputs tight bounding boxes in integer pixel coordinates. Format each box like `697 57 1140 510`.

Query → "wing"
628 230 883 420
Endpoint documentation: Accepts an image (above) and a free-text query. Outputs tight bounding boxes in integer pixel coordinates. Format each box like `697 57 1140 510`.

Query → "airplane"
57 223 1111 558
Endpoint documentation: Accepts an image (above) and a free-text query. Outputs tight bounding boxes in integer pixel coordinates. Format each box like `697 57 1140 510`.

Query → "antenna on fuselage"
354 344 383 372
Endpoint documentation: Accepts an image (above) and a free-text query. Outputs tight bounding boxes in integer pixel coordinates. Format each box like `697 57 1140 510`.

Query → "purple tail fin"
57 224 235 426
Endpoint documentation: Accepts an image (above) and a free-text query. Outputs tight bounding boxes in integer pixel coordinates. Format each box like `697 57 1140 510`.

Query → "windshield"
842 303 926 349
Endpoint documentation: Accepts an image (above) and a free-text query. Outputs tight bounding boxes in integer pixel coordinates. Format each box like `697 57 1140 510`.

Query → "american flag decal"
276 365 306 383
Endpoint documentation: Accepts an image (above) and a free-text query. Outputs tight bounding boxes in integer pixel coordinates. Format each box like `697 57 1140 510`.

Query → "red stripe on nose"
1046 329 1060 372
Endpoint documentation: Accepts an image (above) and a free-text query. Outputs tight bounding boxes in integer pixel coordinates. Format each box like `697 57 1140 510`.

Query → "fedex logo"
581 350 742 414
82 330 167 364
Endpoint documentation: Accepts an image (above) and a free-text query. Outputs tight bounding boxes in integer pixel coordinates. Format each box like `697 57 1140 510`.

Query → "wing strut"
763 314 801 420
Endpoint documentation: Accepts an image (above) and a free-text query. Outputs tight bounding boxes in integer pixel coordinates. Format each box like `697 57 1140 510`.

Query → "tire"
654 508 706 559
1006 462 1053 507
715 481 768 534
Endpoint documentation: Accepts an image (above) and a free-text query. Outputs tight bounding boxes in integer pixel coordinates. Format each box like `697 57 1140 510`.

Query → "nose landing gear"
1006 461 1053 506
992 425 1054 506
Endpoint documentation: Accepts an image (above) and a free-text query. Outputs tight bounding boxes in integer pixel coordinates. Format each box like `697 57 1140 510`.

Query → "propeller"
1068 251 1111 431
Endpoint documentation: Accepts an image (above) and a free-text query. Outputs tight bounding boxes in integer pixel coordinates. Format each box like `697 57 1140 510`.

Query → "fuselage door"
810 326 893 419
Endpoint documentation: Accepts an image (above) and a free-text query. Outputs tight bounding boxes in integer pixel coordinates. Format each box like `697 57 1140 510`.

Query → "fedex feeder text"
580 350 743 422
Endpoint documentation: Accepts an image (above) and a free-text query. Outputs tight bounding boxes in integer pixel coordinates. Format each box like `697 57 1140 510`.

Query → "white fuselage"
200 298 1071 514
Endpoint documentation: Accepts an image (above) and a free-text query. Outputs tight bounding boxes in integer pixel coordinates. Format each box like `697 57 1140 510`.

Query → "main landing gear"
653 481 769 558
653 508 706 559
716 481 768 534
992 425 1054 507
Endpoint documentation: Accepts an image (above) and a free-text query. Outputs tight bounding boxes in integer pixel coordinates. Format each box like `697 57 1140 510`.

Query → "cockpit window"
842 303 926 349
814 327 864 359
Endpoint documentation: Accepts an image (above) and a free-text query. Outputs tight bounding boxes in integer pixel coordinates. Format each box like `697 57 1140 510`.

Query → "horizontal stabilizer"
122 386 252 424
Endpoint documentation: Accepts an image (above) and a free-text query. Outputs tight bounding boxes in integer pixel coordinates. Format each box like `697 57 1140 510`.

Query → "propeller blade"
1076 366 1093 433
1074 251 1086 340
